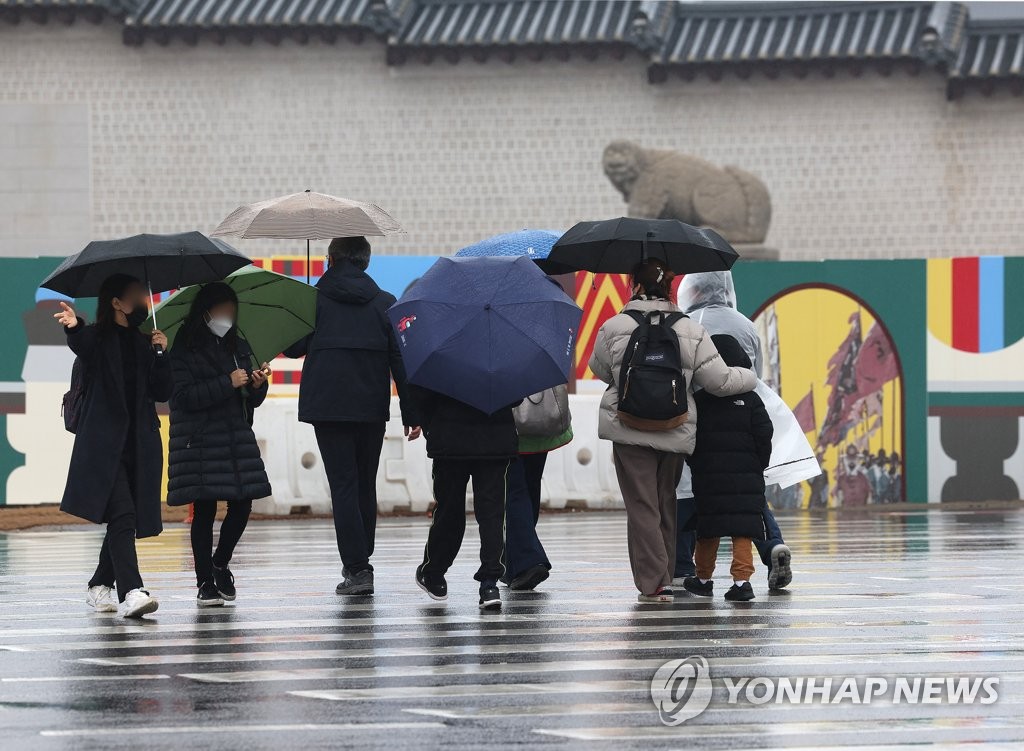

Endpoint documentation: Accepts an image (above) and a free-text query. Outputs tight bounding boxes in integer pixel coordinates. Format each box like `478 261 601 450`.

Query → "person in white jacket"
675 271 794 591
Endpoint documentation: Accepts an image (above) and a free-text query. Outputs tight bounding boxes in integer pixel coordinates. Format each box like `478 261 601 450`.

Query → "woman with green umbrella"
166 283 272 607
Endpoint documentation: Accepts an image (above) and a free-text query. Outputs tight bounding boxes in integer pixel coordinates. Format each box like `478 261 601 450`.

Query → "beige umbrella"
211 190 405 282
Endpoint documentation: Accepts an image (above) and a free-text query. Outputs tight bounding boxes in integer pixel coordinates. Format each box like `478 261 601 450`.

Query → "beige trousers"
612 443 684 595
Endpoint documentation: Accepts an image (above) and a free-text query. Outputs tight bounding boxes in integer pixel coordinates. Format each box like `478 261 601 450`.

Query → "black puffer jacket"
167 331 271 505
688 387 773 540
284 260 419 426
412 386 519 460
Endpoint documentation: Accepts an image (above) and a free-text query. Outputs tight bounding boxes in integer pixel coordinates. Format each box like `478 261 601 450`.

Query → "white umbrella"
211 190 405 282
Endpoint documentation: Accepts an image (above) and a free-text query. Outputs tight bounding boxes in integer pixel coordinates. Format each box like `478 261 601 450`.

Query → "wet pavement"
2 508 1023 750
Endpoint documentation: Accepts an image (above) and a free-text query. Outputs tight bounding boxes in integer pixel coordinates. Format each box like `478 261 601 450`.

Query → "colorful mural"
753 288 904 509
2 254 1023 508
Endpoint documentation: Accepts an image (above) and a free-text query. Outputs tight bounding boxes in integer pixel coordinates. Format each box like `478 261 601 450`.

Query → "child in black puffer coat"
683 334 773 602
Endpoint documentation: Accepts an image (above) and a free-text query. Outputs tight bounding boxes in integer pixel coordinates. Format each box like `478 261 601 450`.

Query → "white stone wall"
1 20 1023 261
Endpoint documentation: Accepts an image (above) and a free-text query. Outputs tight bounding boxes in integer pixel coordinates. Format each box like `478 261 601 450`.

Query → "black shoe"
768 544 793 590
507 564 550 591
479 581 501 611
335 569 374 595
196 581 224 608
415 564 447 601
725 582 755 601
212 563 236 601
682 576 713 597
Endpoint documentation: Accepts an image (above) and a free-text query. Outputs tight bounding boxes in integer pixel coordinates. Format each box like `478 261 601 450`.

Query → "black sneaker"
335 569 374 595
415 564 447 601
725 582 755 601
212 563 236 601
507 564 550 591
197 581 225 608
682 576 714 597
768 544 793 590
479 581 501 611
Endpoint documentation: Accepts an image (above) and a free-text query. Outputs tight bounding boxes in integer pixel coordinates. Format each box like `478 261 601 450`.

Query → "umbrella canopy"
211 190 404 241
547 217 739 274
388 256 582 415
454 229 578 275
145 266 317 365
40 231 251 298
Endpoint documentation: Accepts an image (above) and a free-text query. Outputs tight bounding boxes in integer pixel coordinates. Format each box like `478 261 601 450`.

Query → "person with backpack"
166 282 272 607
682 335 774 602
411 385 520 610
53 274 172 618
503 384 572 591
589 259 756 602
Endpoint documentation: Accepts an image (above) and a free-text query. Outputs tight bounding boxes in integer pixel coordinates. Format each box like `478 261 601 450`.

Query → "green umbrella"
146 265 316 366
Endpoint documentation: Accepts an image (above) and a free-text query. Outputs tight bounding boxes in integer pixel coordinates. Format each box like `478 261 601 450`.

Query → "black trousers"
314 421 386 574
88 458 144 603
503 454 551 581
191 500 253 586
422 458 510 583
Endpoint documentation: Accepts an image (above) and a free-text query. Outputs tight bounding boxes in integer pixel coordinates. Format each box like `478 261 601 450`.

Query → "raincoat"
676 272 821 492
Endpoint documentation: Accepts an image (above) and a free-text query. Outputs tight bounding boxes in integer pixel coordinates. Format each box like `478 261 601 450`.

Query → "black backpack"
617 310 688 431
61 356 87 434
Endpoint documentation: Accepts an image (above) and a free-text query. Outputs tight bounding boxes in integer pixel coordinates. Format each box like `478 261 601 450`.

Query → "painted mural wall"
2 255 1022 507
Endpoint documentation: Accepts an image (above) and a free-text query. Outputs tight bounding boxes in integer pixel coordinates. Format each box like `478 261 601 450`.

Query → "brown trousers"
612 443 684 595
694 537 755 582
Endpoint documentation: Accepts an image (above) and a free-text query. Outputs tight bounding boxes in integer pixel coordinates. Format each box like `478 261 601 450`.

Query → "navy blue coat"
412 386 519 460
61 320 173 538
285 261 418 426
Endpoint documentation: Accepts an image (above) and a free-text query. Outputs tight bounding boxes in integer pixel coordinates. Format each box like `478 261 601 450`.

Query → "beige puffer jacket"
589 299 757 454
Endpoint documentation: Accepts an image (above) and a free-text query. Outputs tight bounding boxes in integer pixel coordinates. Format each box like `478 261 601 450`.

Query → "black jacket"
60 320 173 538
688 389 773 540
412 386 519 460
167 332 271 505
285 261 418 426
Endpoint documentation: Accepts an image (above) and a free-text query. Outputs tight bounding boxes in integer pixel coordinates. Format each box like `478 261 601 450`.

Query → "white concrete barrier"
251 394 626 514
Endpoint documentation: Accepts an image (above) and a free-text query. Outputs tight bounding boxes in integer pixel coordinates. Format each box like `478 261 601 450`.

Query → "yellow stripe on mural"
927 258 952 345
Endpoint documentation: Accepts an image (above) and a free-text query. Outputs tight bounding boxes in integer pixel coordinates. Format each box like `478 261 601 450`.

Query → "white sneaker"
121 588 159 618
86 585 118 613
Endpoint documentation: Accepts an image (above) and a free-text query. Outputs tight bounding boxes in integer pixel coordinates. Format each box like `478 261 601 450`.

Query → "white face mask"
206 316 233 339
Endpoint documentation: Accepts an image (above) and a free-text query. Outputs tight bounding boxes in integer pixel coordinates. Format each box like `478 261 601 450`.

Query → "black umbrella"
547 217 739 274
41 232 252 299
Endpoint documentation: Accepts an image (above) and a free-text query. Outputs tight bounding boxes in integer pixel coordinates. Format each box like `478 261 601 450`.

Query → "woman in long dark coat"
54 274 172 618
167 282 271 607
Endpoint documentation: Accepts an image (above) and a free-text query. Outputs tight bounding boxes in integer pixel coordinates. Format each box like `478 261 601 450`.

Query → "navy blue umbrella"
388 256 582 414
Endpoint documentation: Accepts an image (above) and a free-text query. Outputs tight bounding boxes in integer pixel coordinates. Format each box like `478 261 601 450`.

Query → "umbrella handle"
148 281 164 358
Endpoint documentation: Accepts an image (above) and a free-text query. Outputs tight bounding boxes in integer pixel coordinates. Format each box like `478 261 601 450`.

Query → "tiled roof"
654 2 957 67
2 0 1021 94
951 23 1024 80
127 0 372 29
393 0 641 48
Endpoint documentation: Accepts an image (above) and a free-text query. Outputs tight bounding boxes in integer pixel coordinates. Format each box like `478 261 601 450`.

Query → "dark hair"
95 273 142 328
176 282 239 353
630 258 670 300
328 236 371 270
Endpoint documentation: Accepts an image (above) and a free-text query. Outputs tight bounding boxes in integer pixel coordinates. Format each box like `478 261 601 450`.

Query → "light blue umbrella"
455 229 565 271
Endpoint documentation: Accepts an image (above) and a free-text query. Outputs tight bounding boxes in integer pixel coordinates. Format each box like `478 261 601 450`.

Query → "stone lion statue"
603 140 771 245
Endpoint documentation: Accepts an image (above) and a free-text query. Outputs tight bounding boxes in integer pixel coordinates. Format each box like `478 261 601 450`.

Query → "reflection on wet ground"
2 508 1023 749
